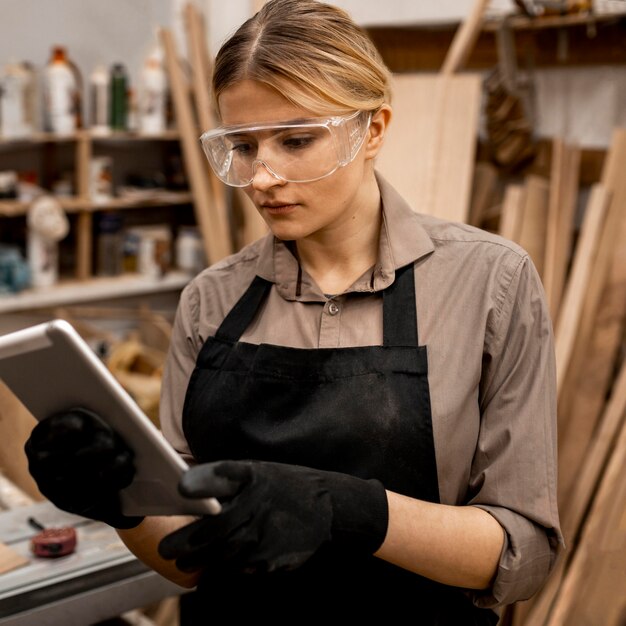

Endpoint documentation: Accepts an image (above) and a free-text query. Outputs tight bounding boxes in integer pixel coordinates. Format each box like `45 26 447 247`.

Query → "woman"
25 1 562 623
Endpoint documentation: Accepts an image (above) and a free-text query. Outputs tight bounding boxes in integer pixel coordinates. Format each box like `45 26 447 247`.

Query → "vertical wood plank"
376 74 482 224
75 131 93 280
517 175 549 277
161 27 233 264
498 184 525 243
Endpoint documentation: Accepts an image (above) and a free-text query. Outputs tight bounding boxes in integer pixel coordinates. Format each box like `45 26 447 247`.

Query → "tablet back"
0 319 219 517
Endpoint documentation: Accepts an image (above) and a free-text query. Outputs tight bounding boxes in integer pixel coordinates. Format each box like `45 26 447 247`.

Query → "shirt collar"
255 170 435 301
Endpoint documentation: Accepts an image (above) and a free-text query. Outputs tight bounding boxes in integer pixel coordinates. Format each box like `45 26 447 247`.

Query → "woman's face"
218 80 384 243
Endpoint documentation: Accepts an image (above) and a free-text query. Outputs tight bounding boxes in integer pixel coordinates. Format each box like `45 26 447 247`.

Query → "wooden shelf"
0 129 180 147
0 191 193 217
366 10 626 71
0 271 192 313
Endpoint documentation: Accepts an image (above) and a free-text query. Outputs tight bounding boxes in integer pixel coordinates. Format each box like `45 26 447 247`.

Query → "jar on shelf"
96 211 123 276
175 226 206 275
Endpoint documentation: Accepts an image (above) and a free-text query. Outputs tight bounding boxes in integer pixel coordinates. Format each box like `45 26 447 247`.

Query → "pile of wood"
377 0 625 622
494 128 626 626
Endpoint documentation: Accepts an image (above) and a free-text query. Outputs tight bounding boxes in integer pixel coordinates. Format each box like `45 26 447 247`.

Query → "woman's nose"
250 160 286 191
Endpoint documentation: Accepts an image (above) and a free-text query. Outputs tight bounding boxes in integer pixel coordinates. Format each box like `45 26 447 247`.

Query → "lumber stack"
497 129 626 626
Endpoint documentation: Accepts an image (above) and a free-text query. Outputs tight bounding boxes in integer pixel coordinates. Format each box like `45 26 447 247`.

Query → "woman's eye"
283 135 315 150
232 142 253 154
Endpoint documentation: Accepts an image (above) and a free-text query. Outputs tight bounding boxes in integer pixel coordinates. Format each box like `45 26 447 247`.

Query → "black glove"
24 408 143 529
157 460 388 573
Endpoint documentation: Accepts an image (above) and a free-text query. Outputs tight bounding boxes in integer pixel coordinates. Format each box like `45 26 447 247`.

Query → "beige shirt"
160 173 562 608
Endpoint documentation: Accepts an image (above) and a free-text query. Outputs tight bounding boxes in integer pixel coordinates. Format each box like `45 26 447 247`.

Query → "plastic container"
43 46 78 135
175 226 205 275
89 64 110 135
0 62 33 138
138 49 167 135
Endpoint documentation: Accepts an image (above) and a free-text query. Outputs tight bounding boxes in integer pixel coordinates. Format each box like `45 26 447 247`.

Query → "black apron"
181 264 498 625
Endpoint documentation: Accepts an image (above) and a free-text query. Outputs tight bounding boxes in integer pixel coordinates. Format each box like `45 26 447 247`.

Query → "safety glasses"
200 110 371 187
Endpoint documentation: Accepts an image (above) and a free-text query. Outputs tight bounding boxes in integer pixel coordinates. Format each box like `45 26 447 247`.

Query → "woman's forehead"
218 80 319 126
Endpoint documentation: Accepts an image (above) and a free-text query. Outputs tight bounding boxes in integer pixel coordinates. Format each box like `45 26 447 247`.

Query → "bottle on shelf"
109 63 129 132
0 61 36 138
89 64 110 135
42 46 80 136
138 47 167 135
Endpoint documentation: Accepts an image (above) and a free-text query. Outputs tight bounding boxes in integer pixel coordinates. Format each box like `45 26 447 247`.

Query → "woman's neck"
295 182 382 296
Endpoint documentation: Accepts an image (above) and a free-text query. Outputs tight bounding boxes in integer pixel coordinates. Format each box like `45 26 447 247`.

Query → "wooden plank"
555 130 626 435
526 129 626 626
185 3 235 254
75 131 93 280
0 381 42 501
554 185 610 395
376 73 482 224
0 542 29 576
546 366 626 626
441 0 491 75
523 361 626 626
185 2 266 250
468 161 498 227
517 175 549 277
543 141 581 321
498 184 525 243
160 27 232 265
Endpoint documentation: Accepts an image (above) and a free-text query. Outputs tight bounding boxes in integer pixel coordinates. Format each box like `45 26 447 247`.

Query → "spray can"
89 64 110 135
110 63 128 131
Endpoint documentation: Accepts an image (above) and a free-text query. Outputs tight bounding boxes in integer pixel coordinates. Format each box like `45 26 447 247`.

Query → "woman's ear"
364 104 392 160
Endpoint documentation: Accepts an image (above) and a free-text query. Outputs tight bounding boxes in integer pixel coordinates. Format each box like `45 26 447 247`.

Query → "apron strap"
215 275 273 342
383 263 419 347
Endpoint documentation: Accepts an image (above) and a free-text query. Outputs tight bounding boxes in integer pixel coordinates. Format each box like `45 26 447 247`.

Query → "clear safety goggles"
200 110 371 187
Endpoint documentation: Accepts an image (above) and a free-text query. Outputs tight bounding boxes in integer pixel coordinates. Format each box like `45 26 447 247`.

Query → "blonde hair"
212 0 392 118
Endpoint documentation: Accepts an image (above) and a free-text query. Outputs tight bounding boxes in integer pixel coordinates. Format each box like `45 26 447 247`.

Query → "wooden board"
441 0 491 75
543 141 581 321
0 542 29 576
517 175 550 277
556 130 626 435
375 73 482 224
0 381 42 501
498 184 525 242
468 161 498 227
160 28 233 265
185 2 267 250
546 367 626 626
554 185 609 396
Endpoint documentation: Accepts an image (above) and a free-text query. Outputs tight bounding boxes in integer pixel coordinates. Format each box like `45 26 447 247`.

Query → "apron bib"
181 264 498 625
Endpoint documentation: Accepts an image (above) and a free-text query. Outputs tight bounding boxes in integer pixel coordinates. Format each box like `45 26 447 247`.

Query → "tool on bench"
28 517 77 558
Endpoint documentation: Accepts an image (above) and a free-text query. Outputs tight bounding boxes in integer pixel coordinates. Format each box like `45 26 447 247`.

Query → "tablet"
0 319 221 517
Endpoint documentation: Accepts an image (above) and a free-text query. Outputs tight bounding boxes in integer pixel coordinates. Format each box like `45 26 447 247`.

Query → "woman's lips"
262 203 298 215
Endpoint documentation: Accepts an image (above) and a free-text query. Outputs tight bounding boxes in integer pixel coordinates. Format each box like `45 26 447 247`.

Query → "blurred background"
0 1 624 625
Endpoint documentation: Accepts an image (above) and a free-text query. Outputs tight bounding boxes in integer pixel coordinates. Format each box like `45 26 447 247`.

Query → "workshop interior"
0 0 625 624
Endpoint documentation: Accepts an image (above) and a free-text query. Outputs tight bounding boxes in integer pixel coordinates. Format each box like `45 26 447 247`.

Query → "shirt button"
328 302 340 316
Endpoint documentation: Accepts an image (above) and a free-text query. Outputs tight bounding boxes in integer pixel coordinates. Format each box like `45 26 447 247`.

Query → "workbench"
0 501 187 625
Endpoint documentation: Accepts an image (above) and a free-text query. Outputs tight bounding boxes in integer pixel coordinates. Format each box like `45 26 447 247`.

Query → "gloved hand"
24 408 143 529
157 460 388 573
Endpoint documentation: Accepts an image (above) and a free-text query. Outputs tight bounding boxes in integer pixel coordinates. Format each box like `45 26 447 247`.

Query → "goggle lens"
201 110 370 187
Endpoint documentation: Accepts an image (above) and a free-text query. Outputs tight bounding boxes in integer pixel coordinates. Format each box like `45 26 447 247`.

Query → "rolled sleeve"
468 255 563 607
159 284 202 463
